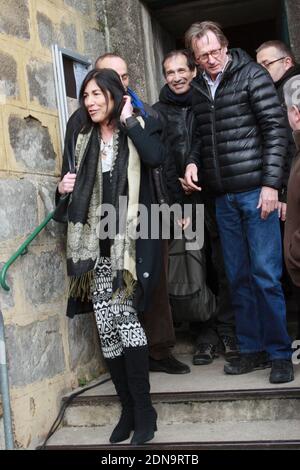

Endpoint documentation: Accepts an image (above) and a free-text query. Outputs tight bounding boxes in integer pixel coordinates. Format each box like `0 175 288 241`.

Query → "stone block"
68 313 101 371
37 12 57 49
6 316 66 386
104 0 147 101
60 21 77 50
83 29 105 63
0 51 18 99
0 262 15 308
0 179 38 241
286 1 300 62
21 250 66 305
64 0 91 16
0 0 30 40
38 181 67 240
95 0 105 24
9 115 56 173
26 60 57 109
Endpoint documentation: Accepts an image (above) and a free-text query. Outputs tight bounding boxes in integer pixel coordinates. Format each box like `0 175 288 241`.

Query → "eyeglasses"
196 48 223 63
262 57 286 69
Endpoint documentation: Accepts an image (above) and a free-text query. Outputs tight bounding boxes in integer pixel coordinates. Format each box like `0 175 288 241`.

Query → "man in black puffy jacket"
184 21 294 383
153 49 238 365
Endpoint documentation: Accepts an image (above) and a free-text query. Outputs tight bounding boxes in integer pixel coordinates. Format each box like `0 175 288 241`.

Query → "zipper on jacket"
210 101 223 193
204 81 224 194
182 108 191 158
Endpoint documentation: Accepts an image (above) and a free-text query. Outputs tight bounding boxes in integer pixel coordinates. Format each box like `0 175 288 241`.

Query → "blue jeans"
215 188 292 360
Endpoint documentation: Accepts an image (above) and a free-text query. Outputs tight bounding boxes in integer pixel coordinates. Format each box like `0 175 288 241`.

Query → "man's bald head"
95 53 129 89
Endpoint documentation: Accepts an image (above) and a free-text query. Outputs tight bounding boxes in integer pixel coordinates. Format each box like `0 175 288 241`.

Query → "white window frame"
52 45 92 150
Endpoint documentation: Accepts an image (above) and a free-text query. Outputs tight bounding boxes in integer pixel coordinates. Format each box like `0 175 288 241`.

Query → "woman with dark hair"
57 68 165 445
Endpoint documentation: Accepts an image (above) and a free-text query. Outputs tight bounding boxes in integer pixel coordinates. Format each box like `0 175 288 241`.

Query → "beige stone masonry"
0 0 106 449
3 107 61 176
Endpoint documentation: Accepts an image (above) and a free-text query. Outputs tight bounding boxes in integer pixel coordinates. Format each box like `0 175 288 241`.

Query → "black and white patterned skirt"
91 257 147 358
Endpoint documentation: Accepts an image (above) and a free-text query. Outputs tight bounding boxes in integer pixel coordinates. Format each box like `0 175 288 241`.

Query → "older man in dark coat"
184 21 293 383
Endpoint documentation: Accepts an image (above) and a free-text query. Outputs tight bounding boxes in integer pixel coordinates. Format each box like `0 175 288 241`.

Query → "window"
52 45 92 149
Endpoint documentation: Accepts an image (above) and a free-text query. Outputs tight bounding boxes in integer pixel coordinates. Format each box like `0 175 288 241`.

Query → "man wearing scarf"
153 49 237 366
61 53 189 375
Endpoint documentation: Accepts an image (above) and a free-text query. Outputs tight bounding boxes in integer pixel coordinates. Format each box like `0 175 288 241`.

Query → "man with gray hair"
283 75 300 301
184 21 293 383
257 41 300 219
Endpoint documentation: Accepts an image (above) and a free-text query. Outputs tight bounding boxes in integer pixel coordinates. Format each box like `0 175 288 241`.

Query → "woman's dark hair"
79 68 125 129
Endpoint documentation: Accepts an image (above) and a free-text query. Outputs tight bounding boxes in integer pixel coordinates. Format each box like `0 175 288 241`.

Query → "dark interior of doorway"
145 0 288 59
175 12 286 59
220 19 281 58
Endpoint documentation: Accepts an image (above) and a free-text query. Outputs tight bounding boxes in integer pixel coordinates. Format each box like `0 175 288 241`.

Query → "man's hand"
179 177 193 195
58 172 76 195
177 216 191 230
277 202 287 222
257 186 278 220
184 163 202 192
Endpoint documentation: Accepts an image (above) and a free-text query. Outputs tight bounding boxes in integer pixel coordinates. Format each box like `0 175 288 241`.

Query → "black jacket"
153 85 194 204
275 63 300 201
58 107 165 316
188 48 287 195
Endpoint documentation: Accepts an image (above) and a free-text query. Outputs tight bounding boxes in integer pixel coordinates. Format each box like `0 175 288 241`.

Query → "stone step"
62 355 300 427
63 355 300 398
64 395 300 428
45 420 300 450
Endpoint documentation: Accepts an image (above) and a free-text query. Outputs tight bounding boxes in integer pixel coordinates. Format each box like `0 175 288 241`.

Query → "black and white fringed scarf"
67 120 142 304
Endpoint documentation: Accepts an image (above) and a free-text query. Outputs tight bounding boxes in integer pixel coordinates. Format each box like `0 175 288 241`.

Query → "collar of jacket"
191 48 252 98
293 130 300 151
275 63 300 90
158 83 193 107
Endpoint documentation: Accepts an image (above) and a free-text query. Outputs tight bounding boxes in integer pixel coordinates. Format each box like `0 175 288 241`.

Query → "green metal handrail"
0 211 54 292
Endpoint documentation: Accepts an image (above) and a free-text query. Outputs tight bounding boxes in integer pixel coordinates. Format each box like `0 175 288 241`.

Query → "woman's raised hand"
58 172 76 195
120 95 134 124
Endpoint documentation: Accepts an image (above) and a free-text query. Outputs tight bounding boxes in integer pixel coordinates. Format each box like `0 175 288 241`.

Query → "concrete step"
62 355 300 427
63 395 300 428
43 355 300 450
63 355 300 397
45 420 300 450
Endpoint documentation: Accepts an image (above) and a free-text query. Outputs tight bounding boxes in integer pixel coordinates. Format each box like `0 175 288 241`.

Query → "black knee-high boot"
123 346 157 445
106 355 135 443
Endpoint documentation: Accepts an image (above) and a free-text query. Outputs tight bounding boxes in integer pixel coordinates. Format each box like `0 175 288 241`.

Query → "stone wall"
97 0 175 104
0 0 106 449
285 0 300 61
0 0 174 450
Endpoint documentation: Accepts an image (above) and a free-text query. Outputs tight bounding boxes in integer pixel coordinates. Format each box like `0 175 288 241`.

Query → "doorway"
144 0 288 58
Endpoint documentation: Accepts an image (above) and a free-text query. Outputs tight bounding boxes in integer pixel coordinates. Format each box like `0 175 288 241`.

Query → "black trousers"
139 240 176 360
196 193 235 346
